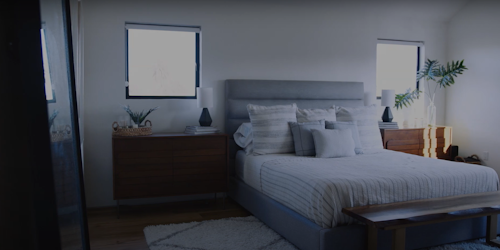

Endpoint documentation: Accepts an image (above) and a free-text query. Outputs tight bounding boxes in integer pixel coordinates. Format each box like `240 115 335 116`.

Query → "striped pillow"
296 107 336 123
335 104 383 151
247 103 297 155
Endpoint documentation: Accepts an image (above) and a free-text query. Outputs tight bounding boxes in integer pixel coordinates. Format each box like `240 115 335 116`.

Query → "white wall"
446 1 500 177
83 0 455 207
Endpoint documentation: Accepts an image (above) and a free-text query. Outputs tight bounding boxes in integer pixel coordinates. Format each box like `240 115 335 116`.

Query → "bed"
225 79 500 250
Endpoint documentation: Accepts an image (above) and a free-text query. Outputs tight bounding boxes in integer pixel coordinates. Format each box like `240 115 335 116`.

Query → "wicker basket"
112 120 152 136
51 125 72 142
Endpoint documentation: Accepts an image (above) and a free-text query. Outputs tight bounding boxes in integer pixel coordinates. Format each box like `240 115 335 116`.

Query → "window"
125 23 200 99
376 39 423 98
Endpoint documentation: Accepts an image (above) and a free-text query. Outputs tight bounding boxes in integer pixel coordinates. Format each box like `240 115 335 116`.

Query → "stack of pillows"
233 103 383 158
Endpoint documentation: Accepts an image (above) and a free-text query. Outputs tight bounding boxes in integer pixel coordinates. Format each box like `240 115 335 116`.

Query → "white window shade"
126 23 200 99
376 43 418 97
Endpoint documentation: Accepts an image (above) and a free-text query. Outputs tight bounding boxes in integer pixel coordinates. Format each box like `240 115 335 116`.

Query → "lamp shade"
381 89 395 107
197 87 213 108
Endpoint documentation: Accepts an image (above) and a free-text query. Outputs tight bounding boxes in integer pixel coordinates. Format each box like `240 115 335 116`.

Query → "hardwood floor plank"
87 198 251 250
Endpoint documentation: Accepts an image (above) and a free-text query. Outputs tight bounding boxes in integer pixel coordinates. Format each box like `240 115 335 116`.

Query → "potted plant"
122 105 159 128
393 59 468 127
417 59 468 127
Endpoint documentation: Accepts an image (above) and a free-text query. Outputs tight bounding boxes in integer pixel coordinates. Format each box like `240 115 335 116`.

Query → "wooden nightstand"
380 126 453 160
112 133 228 216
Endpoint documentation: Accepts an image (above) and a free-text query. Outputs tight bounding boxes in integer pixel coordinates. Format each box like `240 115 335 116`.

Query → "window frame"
376 39 424 99
125 22 201 99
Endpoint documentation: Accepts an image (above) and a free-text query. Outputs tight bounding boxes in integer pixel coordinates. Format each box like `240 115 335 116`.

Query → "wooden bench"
342 191 500 250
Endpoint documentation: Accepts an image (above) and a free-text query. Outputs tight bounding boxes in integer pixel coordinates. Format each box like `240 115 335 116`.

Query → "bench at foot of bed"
342 191 500 250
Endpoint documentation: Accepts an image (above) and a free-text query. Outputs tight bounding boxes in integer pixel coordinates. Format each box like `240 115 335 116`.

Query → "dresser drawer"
171 136 226 150
114 150 171 159
382 129 421 142
113 138 171 152
173 155 226 169
381 127 452 160
112 133 228 201
386 139 420 151
115 157 172 165
116 168 173 178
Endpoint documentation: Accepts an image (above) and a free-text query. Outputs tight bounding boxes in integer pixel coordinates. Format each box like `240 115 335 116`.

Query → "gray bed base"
229 176 499 250
224 79 499 250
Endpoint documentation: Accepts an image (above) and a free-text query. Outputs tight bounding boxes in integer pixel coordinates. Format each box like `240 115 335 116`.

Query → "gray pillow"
311 129 356 158
288 120 326 156
296 107 336 123
325 121 363 154
247 103 297 155
335 104 383 151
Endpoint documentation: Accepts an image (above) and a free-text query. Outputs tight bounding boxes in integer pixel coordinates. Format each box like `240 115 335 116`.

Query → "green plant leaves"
436 60 468 88
122 105 159 125
417 59 440 82
416 59 468 88
395 88 421 110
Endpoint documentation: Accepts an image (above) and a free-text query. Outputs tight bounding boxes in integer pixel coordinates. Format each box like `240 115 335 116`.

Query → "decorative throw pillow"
311 129 356 158
335 104 383 151
247 103 297 155
325 121 363 154
288 120 325 156
296 107 336 123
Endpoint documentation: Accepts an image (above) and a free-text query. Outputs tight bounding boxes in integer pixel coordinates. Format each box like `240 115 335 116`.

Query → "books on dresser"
378 121 399 129
184 126 220 134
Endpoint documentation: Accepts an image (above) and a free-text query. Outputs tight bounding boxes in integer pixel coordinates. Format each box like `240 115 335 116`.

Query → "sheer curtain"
70 0 85 170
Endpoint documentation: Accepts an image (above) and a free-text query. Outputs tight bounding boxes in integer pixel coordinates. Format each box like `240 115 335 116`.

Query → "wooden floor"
87 198 251 250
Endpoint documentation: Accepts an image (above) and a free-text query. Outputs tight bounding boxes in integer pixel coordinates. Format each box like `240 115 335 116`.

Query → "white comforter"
251 150 499 228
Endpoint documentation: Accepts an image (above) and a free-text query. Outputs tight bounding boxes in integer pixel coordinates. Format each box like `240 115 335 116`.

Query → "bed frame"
224 79 499 250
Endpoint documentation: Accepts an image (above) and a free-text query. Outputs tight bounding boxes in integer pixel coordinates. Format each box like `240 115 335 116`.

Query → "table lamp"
381 89 395 122
197 87 213 126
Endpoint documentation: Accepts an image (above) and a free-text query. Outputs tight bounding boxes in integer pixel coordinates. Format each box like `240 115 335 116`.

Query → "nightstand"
112 133 228 217
380 126 453 160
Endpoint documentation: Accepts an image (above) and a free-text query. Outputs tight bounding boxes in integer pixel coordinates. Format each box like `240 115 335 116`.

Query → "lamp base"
382 107 393 122
199 108 212 126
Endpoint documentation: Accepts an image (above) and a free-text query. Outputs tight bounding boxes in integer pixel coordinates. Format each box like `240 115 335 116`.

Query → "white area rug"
144 216 499 250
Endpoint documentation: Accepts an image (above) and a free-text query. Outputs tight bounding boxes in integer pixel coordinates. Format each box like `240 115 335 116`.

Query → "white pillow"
234 122 253 148
247 103 297 155
335 104 383 151
296 107 336 123
311 129 356 158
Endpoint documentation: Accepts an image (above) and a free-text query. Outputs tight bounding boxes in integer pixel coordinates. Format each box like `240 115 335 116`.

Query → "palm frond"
394 88 421 110
417 59 440 82
435 60 468 88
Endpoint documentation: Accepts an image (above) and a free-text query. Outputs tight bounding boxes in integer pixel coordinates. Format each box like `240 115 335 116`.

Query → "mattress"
235 150 297 191
236 149 499 228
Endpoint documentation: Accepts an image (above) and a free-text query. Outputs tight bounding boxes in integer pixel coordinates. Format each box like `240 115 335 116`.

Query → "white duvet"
241 150 499 228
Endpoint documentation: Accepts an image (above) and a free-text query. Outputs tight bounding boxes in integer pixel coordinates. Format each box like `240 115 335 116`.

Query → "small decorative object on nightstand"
381 89 395 122
197 87 213 126
378 121 398 129
184 125 220 134
455 154 482 165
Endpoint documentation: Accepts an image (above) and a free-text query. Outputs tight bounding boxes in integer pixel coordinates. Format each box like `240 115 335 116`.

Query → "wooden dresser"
112 133 228 207
380 126 453 160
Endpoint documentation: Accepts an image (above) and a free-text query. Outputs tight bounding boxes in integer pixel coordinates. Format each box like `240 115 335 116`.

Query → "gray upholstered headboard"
225 79 364 158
